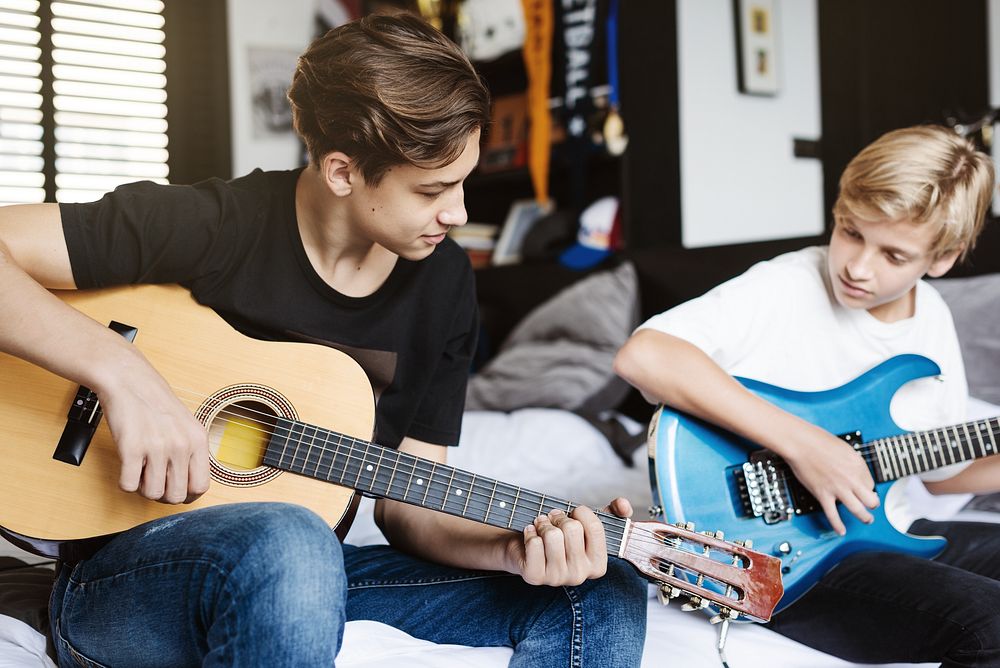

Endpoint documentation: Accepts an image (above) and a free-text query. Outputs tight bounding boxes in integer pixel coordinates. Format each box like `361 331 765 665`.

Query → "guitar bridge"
736 431 863 523
738 455 793 524
52 321 137 466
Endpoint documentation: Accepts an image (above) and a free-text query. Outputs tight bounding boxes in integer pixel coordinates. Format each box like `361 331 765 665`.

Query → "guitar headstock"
621 519 783 623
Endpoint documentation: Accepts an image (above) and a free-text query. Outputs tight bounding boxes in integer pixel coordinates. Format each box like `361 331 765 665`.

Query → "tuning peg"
681 596 707 612
732 538 753 549
710 608 740 624
702 530 724 540
656 585 682 606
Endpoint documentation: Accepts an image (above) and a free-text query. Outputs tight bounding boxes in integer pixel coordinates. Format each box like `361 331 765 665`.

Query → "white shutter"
0 0 168 205
51 0 167 202
0 0 45 205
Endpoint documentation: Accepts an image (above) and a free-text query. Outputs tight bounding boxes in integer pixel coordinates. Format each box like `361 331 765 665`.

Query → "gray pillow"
466 261 639 412
929 273 1000 404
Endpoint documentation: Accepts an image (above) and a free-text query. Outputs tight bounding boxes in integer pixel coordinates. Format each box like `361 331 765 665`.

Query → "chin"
398 246 436 262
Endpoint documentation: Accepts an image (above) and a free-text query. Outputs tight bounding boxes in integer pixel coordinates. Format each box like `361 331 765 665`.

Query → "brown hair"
287 12 491 186
834 125 996 261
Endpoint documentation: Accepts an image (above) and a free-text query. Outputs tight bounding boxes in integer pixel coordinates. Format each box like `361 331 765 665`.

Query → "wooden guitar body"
0 284 373 556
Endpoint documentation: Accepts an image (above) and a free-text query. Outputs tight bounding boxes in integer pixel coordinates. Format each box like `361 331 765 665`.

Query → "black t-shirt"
59 168 478 449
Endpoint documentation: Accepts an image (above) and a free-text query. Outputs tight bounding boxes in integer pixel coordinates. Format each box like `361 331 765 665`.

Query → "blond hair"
287 12 491 186
833 125 996 261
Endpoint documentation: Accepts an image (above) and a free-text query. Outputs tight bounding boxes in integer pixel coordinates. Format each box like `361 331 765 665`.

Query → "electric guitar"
648 354 999 614
0 285 783 623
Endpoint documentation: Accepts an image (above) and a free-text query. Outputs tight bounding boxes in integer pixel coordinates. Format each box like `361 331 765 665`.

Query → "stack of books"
449 223 499 268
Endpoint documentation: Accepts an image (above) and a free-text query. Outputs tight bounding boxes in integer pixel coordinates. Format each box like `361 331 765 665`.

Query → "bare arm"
923 457 1000 495
373 437 633 585
0 203 209 504
614 328 880 535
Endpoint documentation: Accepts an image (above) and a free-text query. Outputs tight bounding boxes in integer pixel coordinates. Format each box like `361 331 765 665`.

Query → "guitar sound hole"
207 400 278 472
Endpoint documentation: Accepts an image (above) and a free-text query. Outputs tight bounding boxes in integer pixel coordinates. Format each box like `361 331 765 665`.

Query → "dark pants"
767 519 1000 667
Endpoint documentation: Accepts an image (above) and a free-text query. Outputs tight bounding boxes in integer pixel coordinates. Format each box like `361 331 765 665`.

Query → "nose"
845 251 874 281
438 188 468 228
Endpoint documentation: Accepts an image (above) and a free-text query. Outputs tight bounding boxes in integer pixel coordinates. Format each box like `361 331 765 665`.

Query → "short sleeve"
59 177 258 289
636 259 799 369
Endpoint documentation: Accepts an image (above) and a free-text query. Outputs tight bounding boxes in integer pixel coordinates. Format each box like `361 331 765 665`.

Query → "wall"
677 0 823 247
226 0 314 176
221 1 998 243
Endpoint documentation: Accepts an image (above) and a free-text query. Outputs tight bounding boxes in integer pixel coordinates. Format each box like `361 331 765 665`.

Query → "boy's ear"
926 247 962 278
320 151 355 196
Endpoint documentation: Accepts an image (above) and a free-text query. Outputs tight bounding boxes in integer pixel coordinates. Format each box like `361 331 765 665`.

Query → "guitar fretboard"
869 416 1000 482
262 418 627 553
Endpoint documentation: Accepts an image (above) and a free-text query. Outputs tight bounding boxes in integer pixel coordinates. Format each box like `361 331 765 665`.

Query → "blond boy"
616 125 1000 664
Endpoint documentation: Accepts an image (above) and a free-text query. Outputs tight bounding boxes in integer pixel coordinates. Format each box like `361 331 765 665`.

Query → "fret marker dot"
366 465 373 471
416 479 424 486
455 489 463 496
499 501 506 508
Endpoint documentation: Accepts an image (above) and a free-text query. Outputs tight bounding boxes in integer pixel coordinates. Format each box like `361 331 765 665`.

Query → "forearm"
0 243 140 394
923 457 1000 495
376 498 518 572
614 329 812 458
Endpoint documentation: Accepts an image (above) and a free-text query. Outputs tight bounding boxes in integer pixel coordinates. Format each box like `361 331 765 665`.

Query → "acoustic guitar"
648 354 999 613
0 284 783 623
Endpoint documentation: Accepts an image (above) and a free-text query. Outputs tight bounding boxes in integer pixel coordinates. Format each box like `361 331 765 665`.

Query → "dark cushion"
0 557 53 636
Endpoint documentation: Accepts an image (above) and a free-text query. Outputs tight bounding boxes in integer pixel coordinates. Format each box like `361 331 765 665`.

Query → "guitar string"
162 381 998 467
159 382 990 555
171 378 1000 482
753 425 997 488
161 386 648 546
159 380 999 465
147 381 988 571
135 385 762 565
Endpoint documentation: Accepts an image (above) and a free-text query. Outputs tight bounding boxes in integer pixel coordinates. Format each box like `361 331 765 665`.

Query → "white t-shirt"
637 246 969 526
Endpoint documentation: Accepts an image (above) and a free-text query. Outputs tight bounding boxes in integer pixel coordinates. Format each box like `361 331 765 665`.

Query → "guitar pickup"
52 321 138 466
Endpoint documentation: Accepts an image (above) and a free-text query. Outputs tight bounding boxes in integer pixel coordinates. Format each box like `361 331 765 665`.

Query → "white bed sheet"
3 399 997 667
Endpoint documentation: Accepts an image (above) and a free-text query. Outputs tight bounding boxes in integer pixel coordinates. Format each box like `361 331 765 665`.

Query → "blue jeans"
766 519 1000 667
50 503 345 667
342 544 647 668
50 503 648 667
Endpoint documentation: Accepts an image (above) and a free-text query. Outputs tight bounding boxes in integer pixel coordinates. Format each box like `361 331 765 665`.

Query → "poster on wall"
248 47 300 137
734 0 779 96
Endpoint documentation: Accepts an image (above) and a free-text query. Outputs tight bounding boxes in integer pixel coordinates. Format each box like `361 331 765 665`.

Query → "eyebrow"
882 244 915 258
416 179 462 189
840 218 918 258
416 160 480 189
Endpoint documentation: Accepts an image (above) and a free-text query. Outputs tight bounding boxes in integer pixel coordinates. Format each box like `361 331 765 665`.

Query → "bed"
2 235 999 667
3 400 996 668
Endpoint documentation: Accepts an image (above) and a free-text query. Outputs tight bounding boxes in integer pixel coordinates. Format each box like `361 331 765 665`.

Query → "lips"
422 233 447 245
839 276 870 298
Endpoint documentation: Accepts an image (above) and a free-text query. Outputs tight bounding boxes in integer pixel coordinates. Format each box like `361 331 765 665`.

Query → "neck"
295 167 396 297
867 285 916 323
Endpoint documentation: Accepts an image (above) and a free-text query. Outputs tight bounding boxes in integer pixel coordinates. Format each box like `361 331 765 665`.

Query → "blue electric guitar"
648 354 1000 613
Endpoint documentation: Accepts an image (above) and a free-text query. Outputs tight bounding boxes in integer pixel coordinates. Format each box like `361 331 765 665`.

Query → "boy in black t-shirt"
0 13 646 667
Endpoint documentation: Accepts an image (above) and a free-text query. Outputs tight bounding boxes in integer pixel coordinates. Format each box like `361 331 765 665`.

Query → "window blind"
0 0 168 206
0 0 44 205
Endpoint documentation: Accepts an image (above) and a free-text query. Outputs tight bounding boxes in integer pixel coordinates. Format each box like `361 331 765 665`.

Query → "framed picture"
733 0 779 96
492 198 553 265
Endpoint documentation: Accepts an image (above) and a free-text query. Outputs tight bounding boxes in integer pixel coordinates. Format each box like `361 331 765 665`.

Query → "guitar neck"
263 418 628 553
868 416 1000 482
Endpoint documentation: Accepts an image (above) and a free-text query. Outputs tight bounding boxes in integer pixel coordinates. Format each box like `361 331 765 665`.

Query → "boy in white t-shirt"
615 125 1000 664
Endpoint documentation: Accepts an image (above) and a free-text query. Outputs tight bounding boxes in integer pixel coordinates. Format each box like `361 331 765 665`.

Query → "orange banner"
521 0 553 204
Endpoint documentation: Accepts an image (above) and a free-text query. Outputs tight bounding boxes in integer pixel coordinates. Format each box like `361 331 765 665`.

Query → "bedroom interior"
2 0 1000 667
